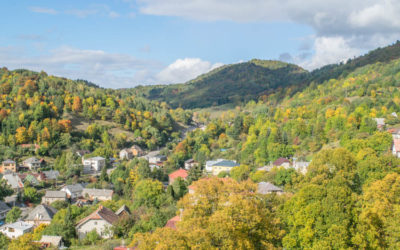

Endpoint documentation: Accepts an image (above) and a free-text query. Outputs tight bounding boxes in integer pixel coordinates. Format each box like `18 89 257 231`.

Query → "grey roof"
39 235 62 246
257 182 283 194
2 174 24 189
43 170 60 180
0 201 10 213
115 205 131 216
82 188 113 197
25 204 58 222
44 191 67 198
63 183 86 193
2 159 15 164
88 156 105 161
23 157 40 164
1 221 33 231
212 160 239 168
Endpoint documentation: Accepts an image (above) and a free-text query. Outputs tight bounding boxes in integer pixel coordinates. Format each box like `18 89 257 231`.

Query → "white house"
76 205 119 239
60 183 86 199
393 138 400 158
41 191 67 205
257 182 284 195
25 204 58 226
292 161 310 174
81 188 113 201
83 156 106 172
148 155 167 164
205 159 224 173
184 159 199 170
0 221 33 239
119 149 133 160
22 157 41 171
37 235 64 248
0 201 10 221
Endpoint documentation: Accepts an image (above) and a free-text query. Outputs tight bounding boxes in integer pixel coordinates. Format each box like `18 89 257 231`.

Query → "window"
94 221 97 225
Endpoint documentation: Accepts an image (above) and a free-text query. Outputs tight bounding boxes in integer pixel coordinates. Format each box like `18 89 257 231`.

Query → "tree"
6 207 22 223
15 126 28 144
171 177 187 200
133 179 164 208
0 233 10 250
72 96 82 112
230 165 251 182
84 229 101 245
23 187 40 203
8 233 39 250
0 179 13 200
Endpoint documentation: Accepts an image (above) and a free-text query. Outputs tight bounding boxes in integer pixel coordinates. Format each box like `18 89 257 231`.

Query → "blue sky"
1 0 399 88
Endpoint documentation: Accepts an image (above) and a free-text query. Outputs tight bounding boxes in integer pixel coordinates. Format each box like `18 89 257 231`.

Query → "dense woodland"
1 42 400 249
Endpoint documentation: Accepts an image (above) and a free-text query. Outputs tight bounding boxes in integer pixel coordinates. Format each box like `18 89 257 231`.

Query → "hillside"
136 60 309 109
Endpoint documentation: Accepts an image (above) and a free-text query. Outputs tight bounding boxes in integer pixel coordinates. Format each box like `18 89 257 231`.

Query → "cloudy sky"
1 0 399 88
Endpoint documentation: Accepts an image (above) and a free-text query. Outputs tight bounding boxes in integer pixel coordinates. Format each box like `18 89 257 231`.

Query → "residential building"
83 156 106 172
164 215 181 230
273 158 291 168
119 148 133 160
25 204 58 226
374 118 385 130
2 173 24 192
76 205 119 239
76 150 91 157
257 182 284 195
0 201 10 221
206 159 239 176
18 173 40 186
168 168 188 185
148 155 167 164
0 221 33 238
82 188 113 201
60 183 86 199
292 161 310 174
0 159 17 174
42 170 60 181
115 205 131 217
22 157 41 171
131 145 144 157
41 191 67 205
393 138 400 158
37 235 64 248
184 159 199 170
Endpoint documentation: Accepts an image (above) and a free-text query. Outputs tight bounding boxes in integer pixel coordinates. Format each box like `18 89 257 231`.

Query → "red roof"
168 168 188 179
394 138 400 152
273 157 290 166
164 215 180 230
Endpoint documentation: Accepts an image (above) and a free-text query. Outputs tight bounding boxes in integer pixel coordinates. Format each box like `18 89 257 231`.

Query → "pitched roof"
87 156 105 161
25 204 58 221
39 235 63 246
394 138 400 153
257 182 283 194
164 215 180 230
82 188 113 197
213 160 239 167
23 157 40 164
1 221 33 231
76 205 119 228
0 201 10 213
44 191 67 198
115 205 131 216
42 170 59 180
273 157 290 166
168 168 188 179
2 174 24 189
62 183 86 193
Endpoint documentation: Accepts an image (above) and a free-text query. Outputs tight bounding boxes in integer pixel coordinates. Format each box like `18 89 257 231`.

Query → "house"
207 159 239 176
168 168 188 185
119 148 133 160
82 188 113 201
148 155 167 164
0 221 33 238
257 182 284 195
392 138 400 158
0 159 17 174
131 145 144 157
41 191 67 205
115 205 131 217
25 204 58 226
83 156 106 172
2 173 24 192
18 173 40 186
257 165 274 172
374 118 385 130
36 235 64 248
292 161 310 174
60 183 86 199
0 201 10 221
42 170 60 181
76 205 119 239
184 159 199 170
22 157 41 171
273 158 291 168
164 215 181 230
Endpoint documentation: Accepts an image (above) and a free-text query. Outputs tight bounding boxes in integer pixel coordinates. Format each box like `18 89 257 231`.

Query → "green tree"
6 207 22 223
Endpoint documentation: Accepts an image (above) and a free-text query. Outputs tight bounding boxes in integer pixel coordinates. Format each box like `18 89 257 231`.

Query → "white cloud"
29 6 58 15
156 58 223 84
109 11 121 18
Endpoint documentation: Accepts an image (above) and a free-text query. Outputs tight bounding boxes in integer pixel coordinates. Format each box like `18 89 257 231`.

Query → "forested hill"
135 60 309 109
135 41 400 109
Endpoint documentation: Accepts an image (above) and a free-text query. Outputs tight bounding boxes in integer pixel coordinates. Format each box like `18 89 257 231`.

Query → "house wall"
42 197 66 205
0 227 31 239
212 166 232 176
0 210 10 220
77 219 113 239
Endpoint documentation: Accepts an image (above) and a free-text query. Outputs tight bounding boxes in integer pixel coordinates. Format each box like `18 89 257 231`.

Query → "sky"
0 0 399 88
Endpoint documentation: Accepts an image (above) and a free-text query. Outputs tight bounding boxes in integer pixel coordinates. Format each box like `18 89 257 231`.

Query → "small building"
18 173 40 186
115 205 131 218
82 188 113 201
60 183 86 199
210 160 239 176
164 215 181 230
22 157 41 171
41 191 67 205
374 118 385 130
76 205 119 239
273 158 291 168
0 221 33 239
25 204 58 226
184 159 199 170
168 168 188 185
148 155 167 164
37 235 64 248
0 159 17 174
131 145 144 157
393 138 400 158
292 161 310 174
42 170 60 181
0 201 11 221
119 149 133 160
257 182 283 195
83 156 106 172
2 173 24 192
